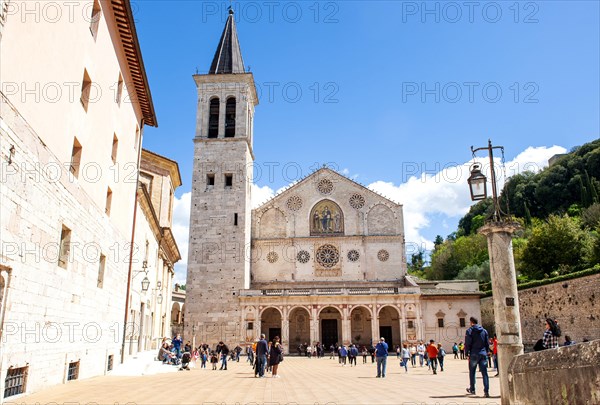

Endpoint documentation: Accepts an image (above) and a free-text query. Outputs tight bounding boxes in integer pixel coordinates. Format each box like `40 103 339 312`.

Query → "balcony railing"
239 286 419 297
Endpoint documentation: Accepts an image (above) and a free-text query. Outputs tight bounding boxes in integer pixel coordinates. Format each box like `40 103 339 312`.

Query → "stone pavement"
17 355 501 405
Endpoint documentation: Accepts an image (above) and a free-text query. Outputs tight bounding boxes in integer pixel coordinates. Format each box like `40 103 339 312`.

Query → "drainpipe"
121 118 145 364
0 267 13 405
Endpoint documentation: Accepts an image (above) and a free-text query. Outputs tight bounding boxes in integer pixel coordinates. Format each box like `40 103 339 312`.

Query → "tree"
521 215 590 279
408 249 425 275
456 260 491 283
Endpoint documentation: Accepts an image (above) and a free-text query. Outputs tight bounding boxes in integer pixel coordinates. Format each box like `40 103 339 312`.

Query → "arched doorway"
378 306 401 351
171 302 181 324
260 307 282 343
289 307 310 349
350 306 372 347
319 306 342 348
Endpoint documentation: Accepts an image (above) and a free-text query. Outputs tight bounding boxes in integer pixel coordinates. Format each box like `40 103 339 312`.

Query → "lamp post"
469 140 523 405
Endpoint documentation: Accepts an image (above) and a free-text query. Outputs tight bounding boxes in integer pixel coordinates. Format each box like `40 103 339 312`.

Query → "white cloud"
172 192 191 285
252 183 275 208
368 145 567 253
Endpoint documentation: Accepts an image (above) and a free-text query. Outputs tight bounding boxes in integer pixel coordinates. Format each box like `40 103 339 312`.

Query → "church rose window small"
267 252 278 263
347 250 360 262
297 250 310 263
316 245 340 268
286 195 303 211
317 178 334 195
377 249 389 262
349 194 365 209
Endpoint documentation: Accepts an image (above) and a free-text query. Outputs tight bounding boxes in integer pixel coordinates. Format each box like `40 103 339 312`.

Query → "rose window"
316 244 340 268
347 249 360 262
286 195 303 211
377 249 390 262
297 250 310 263
317 178 334 195
349 193 365 209
267 252 279 263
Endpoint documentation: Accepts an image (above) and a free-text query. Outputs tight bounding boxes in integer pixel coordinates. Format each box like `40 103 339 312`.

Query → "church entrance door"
321 319 338 348
379 326 393 351
268 328 281 343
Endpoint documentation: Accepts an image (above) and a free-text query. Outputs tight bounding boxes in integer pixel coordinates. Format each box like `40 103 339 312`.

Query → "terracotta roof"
110 0 157 127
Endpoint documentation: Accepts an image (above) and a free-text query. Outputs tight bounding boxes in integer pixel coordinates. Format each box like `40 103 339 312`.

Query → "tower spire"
208 7 245 74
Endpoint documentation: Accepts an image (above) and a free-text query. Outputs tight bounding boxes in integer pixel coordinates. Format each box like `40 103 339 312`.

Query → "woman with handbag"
270 336 283 378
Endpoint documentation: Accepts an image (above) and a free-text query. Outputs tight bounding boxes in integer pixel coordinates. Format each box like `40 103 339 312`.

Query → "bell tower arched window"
225 97 236 138
208 98 219 138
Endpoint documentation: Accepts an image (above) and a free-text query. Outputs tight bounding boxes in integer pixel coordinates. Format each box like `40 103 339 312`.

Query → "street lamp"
157 293 163 304
469 139 523 405
141 276 150 292
467 163 487 201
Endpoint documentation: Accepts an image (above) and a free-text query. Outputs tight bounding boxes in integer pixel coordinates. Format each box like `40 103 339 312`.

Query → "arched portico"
260 307 282 343
289 306 311 350
350 305 373 347
318 306 342 349
378 305 401 350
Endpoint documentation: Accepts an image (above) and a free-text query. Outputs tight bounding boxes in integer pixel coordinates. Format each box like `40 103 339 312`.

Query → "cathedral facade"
184 10 481 353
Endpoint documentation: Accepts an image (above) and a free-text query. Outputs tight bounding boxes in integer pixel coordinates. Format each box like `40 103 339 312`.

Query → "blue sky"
132 1 599 282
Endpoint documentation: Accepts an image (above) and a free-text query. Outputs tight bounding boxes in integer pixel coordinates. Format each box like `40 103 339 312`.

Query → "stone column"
371 305 379 344
282 308 289 354
480 222 523 405
415 302 425 341
400 303 407 343
310 306 318 344
341 306 350 345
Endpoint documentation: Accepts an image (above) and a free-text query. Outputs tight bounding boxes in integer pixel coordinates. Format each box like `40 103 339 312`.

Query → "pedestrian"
417 341 425 367
369 344 376 363
465 317 490 398
396 345 401 359
426 340 438 374
217 341 229 370
401 343 410 373
563 335 575 346
210 351 218 370
339 345 348 366
437 343 446 372
201 350 207 368
349 344 358 366
542 318 560 349
361 346 368 363
270 336 283 378
459 341 465 359
255 334 268 378
172 334 183 358
375 337 388 378
452 342 459 359
410 344 417 367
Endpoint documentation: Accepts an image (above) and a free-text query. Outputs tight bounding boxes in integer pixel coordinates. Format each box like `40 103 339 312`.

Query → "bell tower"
184 8 258 346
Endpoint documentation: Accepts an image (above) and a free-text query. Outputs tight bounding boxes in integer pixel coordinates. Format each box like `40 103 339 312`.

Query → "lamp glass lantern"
157 293 163 304
468 164 488 201
141 276 150 292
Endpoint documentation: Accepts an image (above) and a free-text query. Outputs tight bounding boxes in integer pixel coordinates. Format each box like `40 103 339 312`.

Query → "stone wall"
508 339 600 404
481 273 600 347
0 93 129 396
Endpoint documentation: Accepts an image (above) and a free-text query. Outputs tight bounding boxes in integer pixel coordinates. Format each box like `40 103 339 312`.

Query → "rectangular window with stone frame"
58 225 72 269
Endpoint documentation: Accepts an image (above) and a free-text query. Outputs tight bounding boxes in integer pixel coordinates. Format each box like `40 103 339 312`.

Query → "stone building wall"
481 273 600 347
0 94 129 396
251 169 406 284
